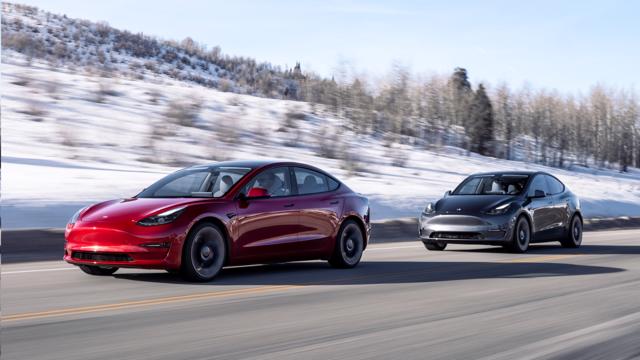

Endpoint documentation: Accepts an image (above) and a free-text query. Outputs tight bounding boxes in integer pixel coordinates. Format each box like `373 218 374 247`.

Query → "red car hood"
81 198 209 223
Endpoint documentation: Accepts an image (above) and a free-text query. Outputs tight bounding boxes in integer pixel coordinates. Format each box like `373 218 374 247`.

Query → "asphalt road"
2 229 640 360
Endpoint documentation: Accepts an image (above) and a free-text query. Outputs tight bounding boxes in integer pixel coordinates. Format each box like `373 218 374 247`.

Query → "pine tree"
469 84 495 156
292 62 303 79
449 67 473 128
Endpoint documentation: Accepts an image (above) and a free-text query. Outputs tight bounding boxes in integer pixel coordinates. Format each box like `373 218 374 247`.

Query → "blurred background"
2 1 639 229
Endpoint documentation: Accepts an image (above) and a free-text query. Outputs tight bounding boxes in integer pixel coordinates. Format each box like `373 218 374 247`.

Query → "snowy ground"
3 52 640 229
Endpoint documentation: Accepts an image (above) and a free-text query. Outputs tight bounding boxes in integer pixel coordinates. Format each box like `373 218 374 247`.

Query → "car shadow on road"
113 260 624 286
449 244 640 255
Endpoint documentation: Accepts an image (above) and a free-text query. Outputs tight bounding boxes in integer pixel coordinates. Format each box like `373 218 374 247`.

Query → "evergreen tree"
449 67 473 128
447 68 474 150
469 84 495 156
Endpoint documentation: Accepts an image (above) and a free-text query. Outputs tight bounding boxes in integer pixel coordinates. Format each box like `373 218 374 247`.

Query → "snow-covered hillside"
1 2 302 98
2 51 640 229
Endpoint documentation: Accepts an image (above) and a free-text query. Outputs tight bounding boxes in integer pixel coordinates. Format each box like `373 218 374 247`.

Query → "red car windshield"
137 166 251 198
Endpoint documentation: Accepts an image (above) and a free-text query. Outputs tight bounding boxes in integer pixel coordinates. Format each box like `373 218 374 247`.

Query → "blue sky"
16 0 640 93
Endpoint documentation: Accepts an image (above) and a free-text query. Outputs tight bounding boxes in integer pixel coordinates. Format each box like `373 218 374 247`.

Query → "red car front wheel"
79 265 119 276
181 222 227 282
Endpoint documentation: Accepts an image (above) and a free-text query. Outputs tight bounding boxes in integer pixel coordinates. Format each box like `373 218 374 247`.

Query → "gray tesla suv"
418 171 583 253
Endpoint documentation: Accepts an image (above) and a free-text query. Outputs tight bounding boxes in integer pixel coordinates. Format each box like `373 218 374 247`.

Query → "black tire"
423 241 447 251
561 215 583 248
181 223 227 282
509 216 531 253
79 265 118 276
329 220 364 268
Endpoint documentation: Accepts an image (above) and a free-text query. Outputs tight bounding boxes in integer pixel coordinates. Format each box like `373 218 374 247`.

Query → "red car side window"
293 167 330 195
243 167 292 197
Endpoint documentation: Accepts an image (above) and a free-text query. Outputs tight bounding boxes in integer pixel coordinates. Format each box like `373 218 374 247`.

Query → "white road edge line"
2 267 77 275
1 245 421 275
367 245 422 251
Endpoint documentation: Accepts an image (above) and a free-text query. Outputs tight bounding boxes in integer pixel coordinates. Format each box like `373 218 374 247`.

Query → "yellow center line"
2 270 394 323
2 285 301 322
4 266 440 323
3 253 587 323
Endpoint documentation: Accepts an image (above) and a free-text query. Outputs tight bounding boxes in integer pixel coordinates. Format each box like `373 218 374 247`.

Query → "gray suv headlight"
422 202 436 215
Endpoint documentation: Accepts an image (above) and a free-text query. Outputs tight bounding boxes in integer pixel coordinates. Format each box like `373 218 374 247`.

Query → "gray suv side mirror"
531 189 546 198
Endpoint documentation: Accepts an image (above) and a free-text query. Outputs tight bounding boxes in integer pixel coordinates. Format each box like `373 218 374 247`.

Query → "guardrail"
370 216 640 243
3 216 640 263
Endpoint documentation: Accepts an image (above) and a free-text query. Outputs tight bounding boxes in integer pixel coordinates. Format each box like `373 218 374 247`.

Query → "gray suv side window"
545 175 564 195
528 175 549 196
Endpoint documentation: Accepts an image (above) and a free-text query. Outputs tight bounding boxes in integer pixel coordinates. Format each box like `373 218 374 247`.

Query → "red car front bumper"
64 221 186 269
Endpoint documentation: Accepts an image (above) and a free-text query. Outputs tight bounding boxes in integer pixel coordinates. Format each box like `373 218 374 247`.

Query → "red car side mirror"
247 187 270 199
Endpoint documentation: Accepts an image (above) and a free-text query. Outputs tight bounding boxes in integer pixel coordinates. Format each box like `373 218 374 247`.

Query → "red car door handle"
283 203 295 208
329 200 339 205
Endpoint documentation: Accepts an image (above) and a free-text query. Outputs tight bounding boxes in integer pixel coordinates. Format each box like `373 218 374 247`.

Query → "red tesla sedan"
64 160 370 281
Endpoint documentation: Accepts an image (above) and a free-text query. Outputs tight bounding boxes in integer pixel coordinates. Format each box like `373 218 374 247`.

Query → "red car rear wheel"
329 220 364 268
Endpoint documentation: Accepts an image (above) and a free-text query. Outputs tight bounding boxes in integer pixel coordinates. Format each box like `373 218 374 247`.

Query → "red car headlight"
137 207 186 226
67 206 88 229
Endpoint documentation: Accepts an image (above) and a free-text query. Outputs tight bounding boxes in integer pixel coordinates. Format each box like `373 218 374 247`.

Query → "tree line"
299 66 639 171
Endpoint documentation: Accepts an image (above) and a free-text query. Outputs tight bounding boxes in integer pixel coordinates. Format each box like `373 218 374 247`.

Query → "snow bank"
2 53 639 229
